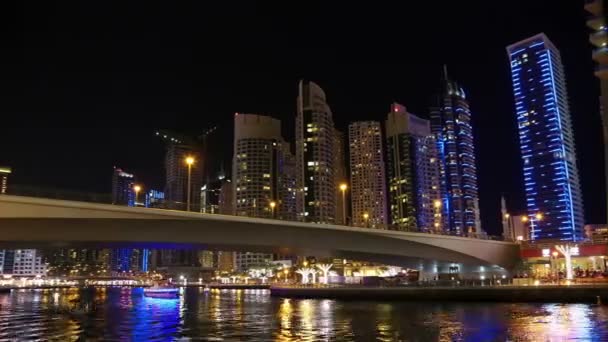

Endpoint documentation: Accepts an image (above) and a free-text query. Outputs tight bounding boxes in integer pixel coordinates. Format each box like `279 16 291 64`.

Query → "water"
1 287 608 341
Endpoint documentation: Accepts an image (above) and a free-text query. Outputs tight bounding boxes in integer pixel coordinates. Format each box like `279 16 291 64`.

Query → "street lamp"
339 183 348 225
270 201 276 219
363 212 370 228
283 268 289 283
185 156 195 211
133 185 141 207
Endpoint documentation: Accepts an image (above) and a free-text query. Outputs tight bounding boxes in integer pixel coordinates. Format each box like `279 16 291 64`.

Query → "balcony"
585 0 603 16
595 65 608 79
593 46 608 64
590 29 608 48
587 15 606 30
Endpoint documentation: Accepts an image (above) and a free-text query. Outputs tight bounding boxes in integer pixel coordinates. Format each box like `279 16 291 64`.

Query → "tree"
295 268 315 284
316 264 333 284
555 244 576 280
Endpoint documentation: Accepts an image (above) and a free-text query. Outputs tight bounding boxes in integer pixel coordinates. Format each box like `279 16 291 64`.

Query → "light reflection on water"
0 287 607 341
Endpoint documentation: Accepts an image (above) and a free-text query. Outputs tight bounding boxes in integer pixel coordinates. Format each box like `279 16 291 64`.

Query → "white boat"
143 287 179 299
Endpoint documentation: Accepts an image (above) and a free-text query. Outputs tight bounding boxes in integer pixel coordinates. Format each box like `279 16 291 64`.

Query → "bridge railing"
6 185 113 204
2 186 505 241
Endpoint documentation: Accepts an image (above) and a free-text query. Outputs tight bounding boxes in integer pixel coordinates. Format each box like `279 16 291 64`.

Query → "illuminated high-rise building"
507 33 584 241
348 121 387 228
585 0 608 223
430 67 480 235
385 103 443 232
232 113 296 270
0 249 46 276
233 113 296 220
296 80 336 224
111 167 135 206
110 167 137 272
0 167 10 194
156 131 202 269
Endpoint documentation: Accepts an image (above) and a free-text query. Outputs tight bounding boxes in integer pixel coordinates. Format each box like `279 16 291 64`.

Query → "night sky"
0 1 603 235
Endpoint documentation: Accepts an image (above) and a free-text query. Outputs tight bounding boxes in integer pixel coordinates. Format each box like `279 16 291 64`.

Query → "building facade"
0 166 10 194
111 167 135 206
385 103 443 232
0 250 46 276
334 129 348 225
296 80 336 224
158 132 203 212
585 0 608 223
348 121 388 228
430 67 480 235
232 113 296 271
507 33 585 241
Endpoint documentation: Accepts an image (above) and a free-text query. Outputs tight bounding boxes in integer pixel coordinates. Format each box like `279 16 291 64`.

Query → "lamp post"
185 156 195 211
523 213 543 240
133 185 141 207
363 212 370 228
270 201 276 219
339 183 348 225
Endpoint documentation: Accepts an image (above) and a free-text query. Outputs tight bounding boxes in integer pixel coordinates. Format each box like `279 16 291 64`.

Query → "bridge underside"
0 217 517 273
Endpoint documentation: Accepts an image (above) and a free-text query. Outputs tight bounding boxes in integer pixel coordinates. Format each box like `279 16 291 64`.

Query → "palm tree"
316 264 333 284
295 268 314 284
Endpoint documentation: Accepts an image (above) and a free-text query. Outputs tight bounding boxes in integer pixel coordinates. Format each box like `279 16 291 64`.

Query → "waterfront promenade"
270 285 608 303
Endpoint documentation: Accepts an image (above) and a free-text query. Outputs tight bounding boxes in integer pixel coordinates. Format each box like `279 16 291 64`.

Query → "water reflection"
0 288 607 340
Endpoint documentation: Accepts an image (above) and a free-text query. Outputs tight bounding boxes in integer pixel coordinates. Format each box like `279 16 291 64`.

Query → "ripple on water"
1 288 608 341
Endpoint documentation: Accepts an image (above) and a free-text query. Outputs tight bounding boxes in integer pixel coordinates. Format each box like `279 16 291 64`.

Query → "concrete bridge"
0 195 520 274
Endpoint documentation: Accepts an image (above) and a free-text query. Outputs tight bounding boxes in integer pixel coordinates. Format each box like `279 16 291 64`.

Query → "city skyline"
0 1 604 236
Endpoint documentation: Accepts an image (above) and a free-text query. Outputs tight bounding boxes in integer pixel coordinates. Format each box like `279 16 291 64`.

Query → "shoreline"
270 285 608 303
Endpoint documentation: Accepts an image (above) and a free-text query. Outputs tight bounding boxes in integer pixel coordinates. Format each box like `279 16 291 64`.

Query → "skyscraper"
233 113 296 219
430 67 480 235
110 167 137 273
348 121 388 228
0 167 10 194
232 113 295 270
385 103 443 232
156 131 202 270
157 131 203 211
507 33 585 241
296 80 336 224
112 167 135 206
585 0 608 223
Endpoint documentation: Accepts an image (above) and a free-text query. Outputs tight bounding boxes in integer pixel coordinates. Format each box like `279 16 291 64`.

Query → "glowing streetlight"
535 213 544 221
133 185 141 207
521 216 529 223
339 183 348 225
270 201 277 219
363 212 370 228
504 213 510 219
185 156 195 211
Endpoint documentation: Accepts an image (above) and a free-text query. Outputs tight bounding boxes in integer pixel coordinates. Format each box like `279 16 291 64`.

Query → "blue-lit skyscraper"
507 33 584 241
430 67 481 236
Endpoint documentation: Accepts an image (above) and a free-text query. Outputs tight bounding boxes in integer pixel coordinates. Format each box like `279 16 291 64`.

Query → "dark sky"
0 1 603 235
